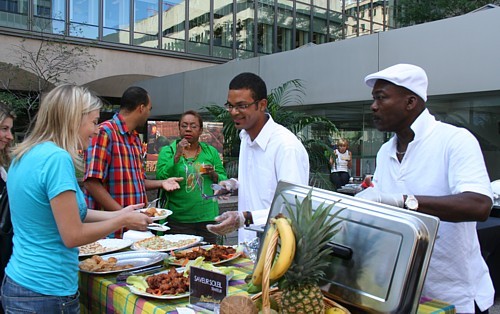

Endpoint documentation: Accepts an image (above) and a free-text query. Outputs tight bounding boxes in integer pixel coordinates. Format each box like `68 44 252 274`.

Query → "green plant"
203 79 338 189
280 189 344 313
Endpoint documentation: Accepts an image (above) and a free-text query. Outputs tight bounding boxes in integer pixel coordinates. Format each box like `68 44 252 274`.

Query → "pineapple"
280 189 344 314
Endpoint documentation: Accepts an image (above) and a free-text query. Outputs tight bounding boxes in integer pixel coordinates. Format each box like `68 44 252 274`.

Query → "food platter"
130 234 203 252
78 239 133 257
78 251 167 274
127 267 190 300
137 207 173 221
167 244 242 266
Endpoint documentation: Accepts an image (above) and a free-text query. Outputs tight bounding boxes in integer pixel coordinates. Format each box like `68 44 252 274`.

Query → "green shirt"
156 140 228 223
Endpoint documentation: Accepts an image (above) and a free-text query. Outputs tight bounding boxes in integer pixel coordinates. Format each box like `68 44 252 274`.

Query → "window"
0 0 28 29
133 0 159 48
103 0 131 44
33 0 65 34
162 1 185 52
187 0 210 55
296 2 311 48
277 0 293 52
70 0 99 39
236 0 254 59
213 0 234 59
257 0 274 54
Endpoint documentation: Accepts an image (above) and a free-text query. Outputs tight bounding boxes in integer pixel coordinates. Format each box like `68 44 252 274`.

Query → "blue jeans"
1 275 80 314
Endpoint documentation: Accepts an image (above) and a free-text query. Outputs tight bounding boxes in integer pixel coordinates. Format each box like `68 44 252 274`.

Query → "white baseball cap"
364 64 428 102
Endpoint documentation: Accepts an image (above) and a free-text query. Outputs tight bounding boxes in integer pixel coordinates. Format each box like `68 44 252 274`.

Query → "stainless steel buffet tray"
265 181 440 314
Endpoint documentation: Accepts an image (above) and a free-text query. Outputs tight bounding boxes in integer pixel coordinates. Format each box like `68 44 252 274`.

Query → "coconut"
219 295 258 314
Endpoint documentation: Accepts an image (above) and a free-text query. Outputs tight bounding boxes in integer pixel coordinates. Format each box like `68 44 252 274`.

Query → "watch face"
406 196 418 210
407 200 418 208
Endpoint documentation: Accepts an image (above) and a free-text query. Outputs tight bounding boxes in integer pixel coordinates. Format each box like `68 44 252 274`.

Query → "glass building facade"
1 1 497 180
308 94 500 180
0 0 395 61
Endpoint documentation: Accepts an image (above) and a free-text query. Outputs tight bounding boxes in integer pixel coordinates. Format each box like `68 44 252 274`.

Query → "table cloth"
79 257 455 314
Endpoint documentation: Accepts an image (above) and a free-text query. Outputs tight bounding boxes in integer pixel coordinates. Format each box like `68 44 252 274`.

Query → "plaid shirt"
84 113 147 238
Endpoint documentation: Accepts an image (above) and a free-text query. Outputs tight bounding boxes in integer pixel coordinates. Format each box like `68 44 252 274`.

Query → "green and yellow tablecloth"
79 257 455 314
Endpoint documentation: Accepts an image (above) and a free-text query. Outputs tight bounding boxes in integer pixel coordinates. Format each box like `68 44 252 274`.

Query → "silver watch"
405 195 418 211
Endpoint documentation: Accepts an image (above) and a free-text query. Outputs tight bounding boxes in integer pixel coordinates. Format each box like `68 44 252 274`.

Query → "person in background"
156 110 228 244
206 72 309 243
356 64 494 313
84 86 182 238
0 101 15 314
329 138 352 190
1 85 152 313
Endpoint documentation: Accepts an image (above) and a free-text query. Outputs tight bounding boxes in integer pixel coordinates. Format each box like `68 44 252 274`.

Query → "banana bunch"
250 215 296 288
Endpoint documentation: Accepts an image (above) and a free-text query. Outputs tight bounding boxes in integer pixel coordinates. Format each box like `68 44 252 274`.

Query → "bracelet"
243 211 253 227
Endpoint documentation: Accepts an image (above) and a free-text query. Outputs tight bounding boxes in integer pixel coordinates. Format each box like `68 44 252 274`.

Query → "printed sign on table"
189 266 228 312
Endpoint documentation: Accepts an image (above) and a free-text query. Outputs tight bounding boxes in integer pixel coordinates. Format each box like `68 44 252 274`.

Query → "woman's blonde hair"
0 101 16 168
337 138 349 147
12 84 102 170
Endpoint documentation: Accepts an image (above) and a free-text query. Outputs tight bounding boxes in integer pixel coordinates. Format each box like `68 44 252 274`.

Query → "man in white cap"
356 64 494 313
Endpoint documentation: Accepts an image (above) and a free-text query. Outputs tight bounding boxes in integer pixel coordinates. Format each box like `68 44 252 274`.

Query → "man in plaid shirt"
84 86 182 238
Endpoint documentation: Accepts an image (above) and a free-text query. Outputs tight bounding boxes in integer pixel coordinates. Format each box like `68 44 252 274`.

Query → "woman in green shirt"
156 110 227 244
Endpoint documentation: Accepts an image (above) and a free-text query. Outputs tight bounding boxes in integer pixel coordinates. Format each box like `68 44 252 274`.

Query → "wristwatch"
405 195 419 211
242 211 254 227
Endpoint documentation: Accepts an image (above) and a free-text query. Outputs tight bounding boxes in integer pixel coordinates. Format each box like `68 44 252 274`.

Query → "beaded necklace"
182 145 201 164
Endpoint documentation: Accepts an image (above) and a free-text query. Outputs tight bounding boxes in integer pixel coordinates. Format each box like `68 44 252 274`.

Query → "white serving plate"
78 251 167 275
131 234 203 252
168 245 242 266
137 208 173 221
127 266 232 299
78 239 133 257
127 268 189 300
128 285 189 300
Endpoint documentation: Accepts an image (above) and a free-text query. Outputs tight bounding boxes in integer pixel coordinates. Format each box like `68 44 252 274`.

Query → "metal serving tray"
265 181 440 314
79 251 167 275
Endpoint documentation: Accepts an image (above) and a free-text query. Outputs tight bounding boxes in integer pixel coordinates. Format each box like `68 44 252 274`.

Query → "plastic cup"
199 163 212 174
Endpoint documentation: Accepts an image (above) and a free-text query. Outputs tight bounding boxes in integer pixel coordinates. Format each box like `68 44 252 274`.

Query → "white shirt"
236 115 309 243
373 109 494 313
331 149 350 173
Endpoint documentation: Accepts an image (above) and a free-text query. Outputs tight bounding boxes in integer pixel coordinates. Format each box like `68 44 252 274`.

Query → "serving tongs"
201 191 232 200
146 198 160 208
147 221 170 232
116 264 164 283
201 183 233 200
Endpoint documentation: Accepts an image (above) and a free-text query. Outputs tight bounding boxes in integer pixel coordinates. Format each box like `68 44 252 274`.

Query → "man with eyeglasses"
207 72 309 243
84 86 183 238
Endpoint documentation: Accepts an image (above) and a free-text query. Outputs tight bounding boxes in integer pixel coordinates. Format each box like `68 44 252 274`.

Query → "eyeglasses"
224 100 260 112
180 123 200 130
